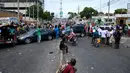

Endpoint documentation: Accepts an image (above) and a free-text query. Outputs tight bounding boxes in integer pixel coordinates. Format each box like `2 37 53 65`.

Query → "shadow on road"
0 44 15 50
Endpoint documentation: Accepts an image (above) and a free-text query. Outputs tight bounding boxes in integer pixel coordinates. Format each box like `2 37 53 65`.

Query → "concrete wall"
0 11 23 20
4 2 34 7
2 2 35 14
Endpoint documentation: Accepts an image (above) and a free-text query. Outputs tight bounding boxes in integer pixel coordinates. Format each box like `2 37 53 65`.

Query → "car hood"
18 33 32 39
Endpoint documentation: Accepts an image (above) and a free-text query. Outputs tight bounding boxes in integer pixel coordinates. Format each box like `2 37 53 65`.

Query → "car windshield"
27 29 36 34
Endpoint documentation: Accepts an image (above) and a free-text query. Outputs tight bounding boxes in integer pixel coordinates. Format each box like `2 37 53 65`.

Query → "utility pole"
17 0 20 24
100 0 102 12
33 0 35 20
108 0 110 24
29 0 31 20
77 5 80 14
60 0 63 18
13 3 15 17
25 0 28 20
37 0 39 25
60 0 63 24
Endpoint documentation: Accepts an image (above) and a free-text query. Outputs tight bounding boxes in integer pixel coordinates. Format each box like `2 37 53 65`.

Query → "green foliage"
26 5 54 20
68 12 77 19
114 8 127 14
80 7 98 19
98 12 104 15
42 11 54 20
26 5 43 19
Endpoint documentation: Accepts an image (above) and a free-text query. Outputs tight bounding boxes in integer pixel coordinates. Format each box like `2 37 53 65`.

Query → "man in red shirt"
62 58 77 73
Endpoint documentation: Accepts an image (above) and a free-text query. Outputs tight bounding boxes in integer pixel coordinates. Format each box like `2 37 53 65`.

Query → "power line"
94 0 121 10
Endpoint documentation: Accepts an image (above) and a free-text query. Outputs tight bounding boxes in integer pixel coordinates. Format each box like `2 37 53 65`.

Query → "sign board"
127 3 130 14
60 11 63 18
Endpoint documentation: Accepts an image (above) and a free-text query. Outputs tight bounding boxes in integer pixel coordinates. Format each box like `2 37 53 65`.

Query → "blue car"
17 29 55 44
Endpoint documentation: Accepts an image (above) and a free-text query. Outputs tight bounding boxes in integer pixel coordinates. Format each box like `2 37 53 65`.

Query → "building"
0 0 44 15
92 16 116 25
0 10 22 18
115 14 130 24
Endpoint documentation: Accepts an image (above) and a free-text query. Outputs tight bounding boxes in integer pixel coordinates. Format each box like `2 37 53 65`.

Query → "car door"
76 26 81 33
32 31 37 42
41 29 48 40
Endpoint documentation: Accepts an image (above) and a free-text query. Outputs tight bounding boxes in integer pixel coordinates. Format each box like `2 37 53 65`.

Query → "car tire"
25 38 31 44
80 33 85 37
48 36 53 40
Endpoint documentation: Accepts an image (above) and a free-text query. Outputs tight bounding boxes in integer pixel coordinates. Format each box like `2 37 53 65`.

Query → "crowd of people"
84 24 124 49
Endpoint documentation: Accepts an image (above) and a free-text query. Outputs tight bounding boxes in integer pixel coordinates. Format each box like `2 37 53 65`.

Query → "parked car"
17 29 55 44
72 24 86 37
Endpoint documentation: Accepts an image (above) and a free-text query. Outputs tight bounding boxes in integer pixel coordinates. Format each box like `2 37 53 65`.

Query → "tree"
68 12 77 19
42 11 55 20
80 7 98 19
114 8 127 14
26 5 44 19
26 5 54 20
105 13 114 16
98 12 104 15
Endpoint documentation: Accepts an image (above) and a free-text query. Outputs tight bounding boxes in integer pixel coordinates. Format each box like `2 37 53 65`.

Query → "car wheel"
80 33 85 37
25 38 31 44
48 36 53 40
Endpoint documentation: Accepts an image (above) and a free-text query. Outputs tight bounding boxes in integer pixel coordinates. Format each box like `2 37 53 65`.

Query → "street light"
37 0 39 25
108 0 110 24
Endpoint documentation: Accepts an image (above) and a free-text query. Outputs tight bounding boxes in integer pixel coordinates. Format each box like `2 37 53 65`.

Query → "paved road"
0 37 130 73
0 40 60 73
66 37 130 73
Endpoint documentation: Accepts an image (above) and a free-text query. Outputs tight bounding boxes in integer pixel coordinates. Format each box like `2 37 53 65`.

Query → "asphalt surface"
0 40 60 73
66 37 130 73
0 37 130 73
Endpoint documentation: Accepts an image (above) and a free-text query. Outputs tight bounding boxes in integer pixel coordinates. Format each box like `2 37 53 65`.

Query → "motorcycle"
64 32 77 46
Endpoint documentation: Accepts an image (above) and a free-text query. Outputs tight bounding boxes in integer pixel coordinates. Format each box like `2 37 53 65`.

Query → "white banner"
127 3 130 14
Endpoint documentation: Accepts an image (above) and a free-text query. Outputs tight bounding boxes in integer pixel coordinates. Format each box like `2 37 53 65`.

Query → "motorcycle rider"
68 29 76 42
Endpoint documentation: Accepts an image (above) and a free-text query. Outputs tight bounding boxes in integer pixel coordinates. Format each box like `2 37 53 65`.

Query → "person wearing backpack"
58 58 77 73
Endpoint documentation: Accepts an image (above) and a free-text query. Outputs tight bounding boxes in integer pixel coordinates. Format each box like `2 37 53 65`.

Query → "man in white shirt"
106 29 111 45
100 28 107 45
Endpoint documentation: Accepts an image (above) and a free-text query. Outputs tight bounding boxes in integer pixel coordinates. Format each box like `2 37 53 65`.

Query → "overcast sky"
44 0 130 17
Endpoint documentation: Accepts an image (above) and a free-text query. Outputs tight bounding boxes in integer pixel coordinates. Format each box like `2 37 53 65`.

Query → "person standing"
106 29 111 45
91 29 99 45
113 29 121 49
100 28 107 46
36 26 41 43
54 25 60 39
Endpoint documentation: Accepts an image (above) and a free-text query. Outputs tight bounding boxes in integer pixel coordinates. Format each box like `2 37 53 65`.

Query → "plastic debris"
7 50 10 52
49 52 53 54
19 53 22 55
91 67 94 69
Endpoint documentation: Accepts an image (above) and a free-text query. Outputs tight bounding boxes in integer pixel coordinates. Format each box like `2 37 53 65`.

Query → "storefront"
115 14 130 25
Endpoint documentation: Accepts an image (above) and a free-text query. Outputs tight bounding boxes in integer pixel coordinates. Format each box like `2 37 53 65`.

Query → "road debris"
91 67 94 69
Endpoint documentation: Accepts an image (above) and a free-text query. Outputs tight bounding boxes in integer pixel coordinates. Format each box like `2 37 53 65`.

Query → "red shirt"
62 64 75 73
